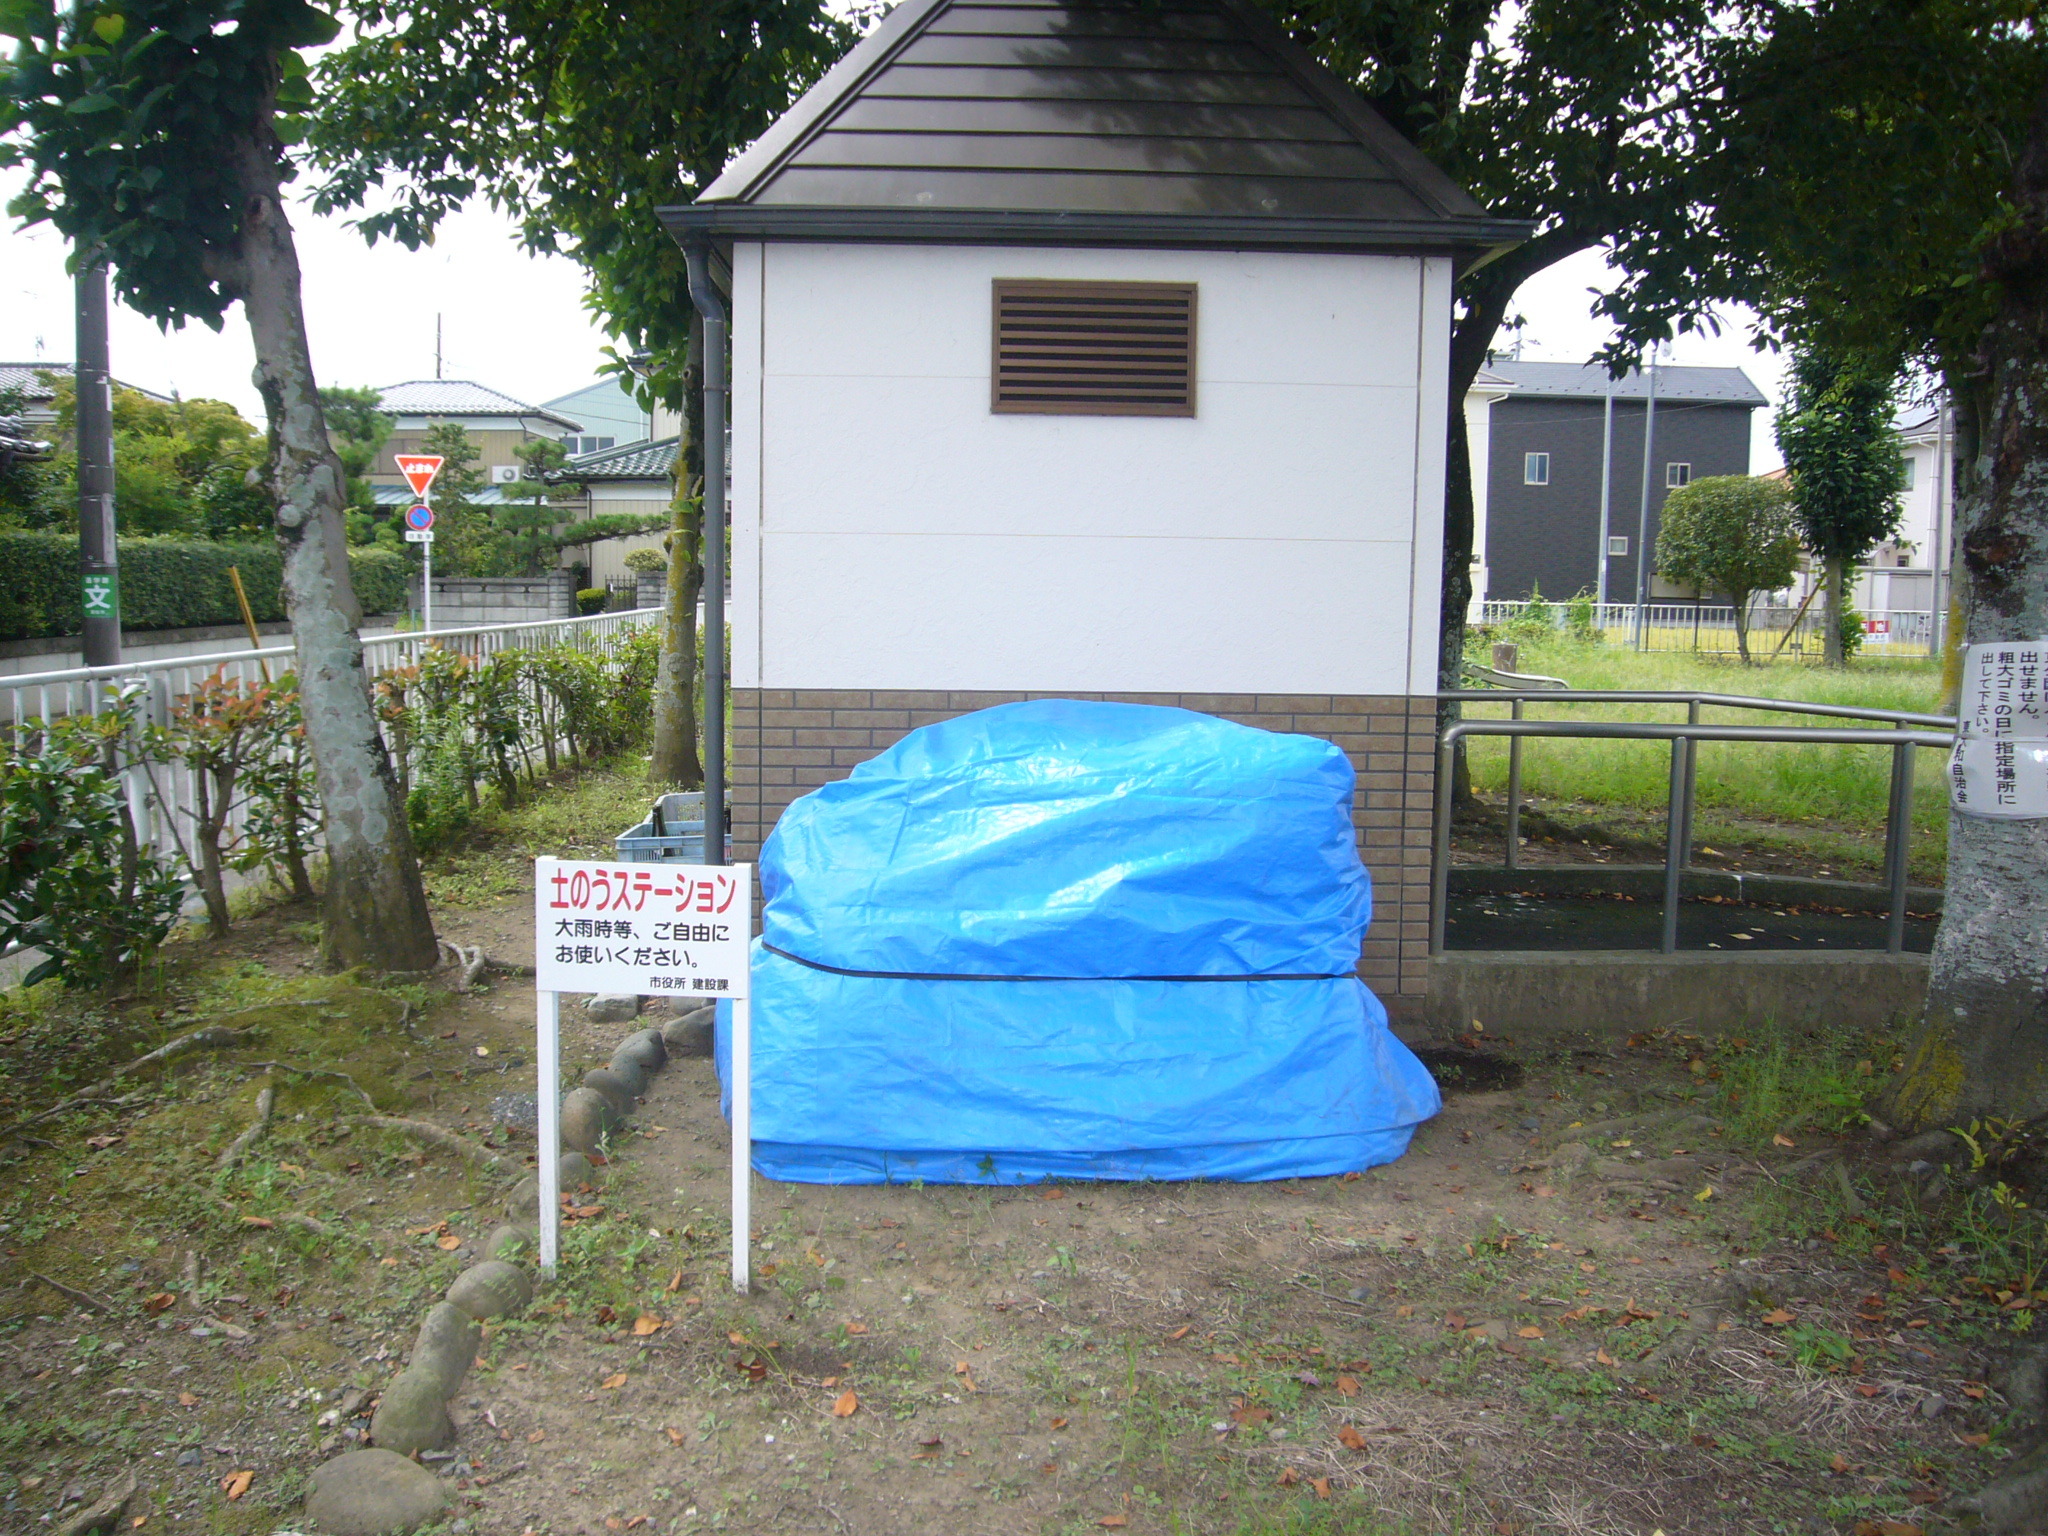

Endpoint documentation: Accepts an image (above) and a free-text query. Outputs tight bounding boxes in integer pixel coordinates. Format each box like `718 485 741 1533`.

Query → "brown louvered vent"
992 280 1197 416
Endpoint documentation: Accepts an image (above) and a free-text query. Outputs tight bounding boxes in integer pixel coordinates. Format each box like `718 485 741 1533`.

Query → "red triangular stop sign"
394 454 445 499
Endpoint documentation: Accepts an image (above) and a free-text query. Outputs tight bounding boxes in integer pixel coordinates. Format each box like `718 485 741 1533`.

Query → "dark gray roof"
1489 361 1768 407
0 362 176 405
551 436 680 483
664 0 1527 263
377 379 582 432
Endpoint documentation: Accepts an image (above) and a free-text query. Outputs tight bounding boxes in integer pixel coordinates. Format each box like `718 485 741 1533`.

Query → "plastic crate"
615 791 728 863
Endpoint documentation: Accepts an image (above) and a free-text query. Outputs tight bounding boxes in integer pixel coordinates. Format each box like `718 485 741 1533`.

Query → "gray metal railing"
1433 689 1956 957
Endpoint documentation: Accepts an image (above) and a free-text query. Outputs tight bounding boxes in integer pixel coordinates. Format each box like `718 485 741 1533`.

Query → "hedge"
0 534 409 643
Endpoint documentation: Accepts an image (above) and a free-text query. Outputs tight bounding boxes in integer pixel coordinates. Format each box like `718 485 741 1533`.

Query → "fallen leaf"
1230 1405 1274 1425
1855 1384 1881 1398
221 1471 253 1501
1963 1383 1988 1399
1338 1425 1367 1450
1040 1187 1065 1200
436 1234 462 1251
601 1373 628 1390
832 1389 859 1417
1595 1348 1617 1367
728 1330 748 1346
632 1314 668 1337
1761 1309 1796 1326
528 1429 547 1443
177 1391 200 1406
144 1292 177 1315
1167 1325 1192 1340
85 1133 122 1150
1695 1186 1715 1203
1394 1304 1413 1318
240 1216 274 1229
821 1376 839 1389
131 1520 145 1530
406 1222 441 1236
1533 1185 1555 1198
665 1270 684 1293
1959 1432 1991 1447
1336 1374 1359 1396
955 1362 977 1392
1097 1517 1128 1529
1276 1467 1300 1487
1831 1454 1853 1475
1050 1416 1069 1429
606 1520 622 1533
844 1322 868 1335
1310 1476 1331 1500
1773 1133 1796 1148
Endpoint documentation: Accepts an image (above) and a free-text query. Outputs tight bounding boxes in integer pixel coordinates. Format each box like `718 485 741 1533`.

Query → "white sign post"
533 858 754 1285
394 455 445 634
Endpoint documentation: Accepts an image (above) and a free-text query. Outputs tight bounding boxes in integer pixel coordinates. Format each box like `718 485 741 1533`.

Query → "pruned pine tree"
0 0 437 973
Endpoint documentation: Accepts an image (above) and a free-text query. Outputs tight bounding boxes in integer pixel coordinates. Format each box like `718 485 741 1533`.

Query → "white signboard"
1950 641 2048 819
534 858 752 998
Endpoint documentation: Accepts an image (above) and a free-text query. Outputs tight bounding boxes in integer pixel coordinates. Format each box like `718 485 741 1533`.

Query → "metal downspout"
683 241 729 867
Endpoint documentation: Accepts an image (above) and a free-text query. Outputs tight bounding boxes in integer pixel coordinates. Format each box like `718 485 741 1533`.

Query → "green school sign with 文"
82 573 119 621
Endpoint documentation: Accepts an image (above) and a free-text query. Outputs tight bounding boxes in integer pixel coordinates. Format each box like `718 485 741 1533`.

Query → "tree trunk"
651 317 706 789
193 764 233 939
1731 591 1752 664
227 133 438 975
1822 554 1847 667
1882 87 2048 1130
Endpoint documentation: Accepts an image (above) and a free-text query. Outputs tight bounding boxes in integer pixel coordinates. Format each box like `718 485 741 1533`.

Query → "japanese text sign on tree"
1950 641 2048 820
534 857 752 998
393 454 445 500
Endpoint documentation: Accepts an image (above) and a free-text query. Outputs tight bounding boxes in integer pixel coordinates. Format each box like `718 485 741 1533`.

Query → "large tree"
1774 344 1906 666
1653 473 1800 663
307 0 853 787
0 0 437 973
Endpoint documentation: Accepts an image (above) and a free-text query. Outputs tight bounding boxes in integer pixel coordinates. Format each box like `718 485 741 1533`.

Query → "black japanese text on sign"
534 857 751 998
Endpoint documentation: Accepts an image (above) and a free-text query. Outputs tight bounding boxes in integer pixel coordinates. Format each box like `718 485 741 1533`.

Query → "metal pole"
684 243 728 867
1431 733 1457 954
1596 379 1614 607
1504 697 1523 871
1883 732 1916 953
730 989 752 1292
1930 397 1952 660
1661 735 1689 954
76 260 121 668
1632 354 1660 650
537 988 560 1277
1679 697 1700 865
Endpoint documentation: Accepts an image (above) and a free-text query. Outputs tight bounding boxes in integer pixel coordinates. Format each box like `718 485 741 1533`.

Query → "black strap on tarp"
763 943 1347 984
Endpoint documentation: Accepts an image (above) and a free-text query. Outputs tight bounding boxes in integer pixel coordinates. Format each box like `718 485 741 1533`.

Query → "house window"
1666 462 1692 487
568 435 615 456
1523 452 1550 486
1608 536 1629 557
1901 457 1916 491
992 280 1196 416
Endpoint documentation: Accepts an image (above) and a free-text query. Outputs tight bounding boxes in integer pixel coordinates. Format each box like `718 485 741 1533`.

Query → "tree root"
12 1026 253 1132
53 1471 137 1536
22 1271 115 1314
1953 1340 2048 1531
214 1085 276 1172
341 1116 501 1168
239 1062 377 1112
438 940 535 992
280 1211 329 1236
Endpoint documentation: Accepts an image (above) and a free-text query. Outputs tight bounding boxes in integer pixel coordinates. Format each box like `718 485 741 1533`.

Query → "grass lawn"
1461 638 1952 879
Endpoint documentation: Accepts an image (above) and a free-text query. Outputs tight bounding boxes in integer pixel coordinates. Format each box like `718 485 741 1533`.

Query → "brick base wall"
729 690 1437 1008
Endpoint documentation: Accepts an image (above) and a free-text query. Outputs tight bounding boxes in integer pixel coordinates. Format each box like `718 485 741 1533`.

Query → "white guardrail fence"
2 609 661 876
1478 599 1937 658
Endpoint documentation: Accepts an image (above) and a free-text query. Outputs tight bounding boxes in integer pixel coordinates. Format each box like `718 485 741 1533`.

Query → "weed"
1717 1024 1872 1146
1784 1322 1857 1373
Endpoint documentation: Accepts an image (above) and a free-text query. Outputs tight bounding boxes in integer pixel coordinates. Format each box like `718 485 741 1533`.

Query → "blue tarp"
716 700 1439 1183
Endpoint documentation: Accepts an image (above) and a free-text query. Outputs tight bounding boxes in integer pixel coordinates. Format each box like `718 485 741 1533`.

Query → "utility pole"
76 259 120 668
1595 376 1615 609
435 314 443 381
1930 395 1953 659
1630 351 1661 650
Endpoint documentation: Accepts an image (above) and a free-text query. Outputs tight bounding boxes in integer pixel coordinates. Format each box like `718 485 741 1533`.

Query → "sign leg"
731 993 751 1293
423 534 434 635
537 989 560 1278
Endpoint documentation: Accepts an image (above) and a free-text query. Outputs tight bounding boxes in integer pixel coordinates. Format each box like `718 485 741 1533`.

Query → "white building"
1851 402 1953 625
660 0 1524 1017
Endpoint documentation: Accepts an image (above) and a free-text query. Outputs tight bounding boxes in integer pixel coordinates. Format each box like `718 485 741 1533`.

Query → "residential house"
542 378 654 457
1 361 176 435
551 437 679 587
369 380 582 507
1466 361 1766 605
1848 402 1950 621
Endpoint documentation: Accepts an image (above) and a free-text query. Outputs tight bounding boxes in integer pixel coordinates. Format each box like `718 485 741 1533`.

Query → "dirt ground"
0 882 2037 1536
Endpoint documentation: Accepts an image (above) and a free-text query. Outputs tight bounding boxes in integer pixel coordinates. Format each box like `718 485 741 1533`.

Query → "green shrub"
576 587 609 616
0 532 410 641
622 547 667 573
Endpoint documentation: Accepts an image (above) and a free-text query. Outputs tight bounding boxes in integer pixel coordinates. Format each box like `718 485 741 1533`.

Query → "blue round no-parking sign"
404 504 435 532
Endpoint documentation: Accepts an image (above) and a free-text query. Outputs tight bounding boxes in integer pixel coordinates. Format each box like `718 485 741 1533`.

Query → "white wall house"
1850 402 1953 621
660 0 1525 1015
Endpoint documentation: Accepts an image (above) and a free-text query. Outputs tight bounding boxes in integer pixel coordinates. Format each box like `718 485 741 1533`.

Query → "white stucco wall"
729 241 1451 696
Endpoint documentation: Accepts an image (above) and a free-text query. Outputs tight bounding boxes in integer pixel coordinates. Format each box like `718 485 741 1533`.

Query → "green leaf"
90 12 123 43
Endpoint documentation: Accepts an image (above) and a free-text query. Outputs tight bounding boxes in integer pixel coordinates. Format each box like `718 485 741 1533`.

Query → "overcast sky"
0 170 1789 470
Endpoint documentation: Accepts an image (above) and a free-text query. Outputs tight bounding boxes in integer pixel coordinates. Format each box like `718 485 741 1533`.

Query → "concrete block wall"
729 689 1438 1014
414 572 577 629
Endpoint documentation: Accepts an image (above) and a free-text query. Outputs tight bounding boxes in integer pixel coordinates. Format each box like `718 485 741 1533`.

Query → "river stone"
614 1027 667 1073
601 1054 651 1099
368 1368 454 1457
503 1175 540 1221
305 1449 450 1535
558 1150 597 1187
445 1260 532 1321
584 993 641 1024
582 1067 640 1117
661 1010 714 1057
481 1224 533 1263
560 1087 623 1155
408 1302 482 1399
